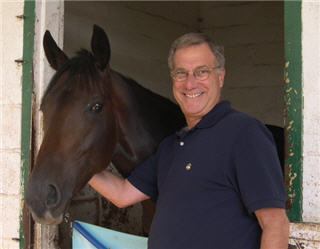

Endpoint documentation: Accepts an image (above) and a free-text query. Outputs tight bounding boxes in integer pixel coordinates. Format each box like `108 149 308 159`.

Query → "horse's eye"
90 103 103 113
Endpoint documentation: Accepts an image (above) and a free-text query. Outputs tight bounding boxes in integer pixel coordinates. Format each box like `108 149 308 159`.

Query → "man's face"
172 43 225 127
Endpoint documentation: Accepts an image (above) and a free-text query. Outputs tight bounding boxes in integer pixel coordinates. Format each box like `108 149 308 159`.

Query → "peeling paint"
285 61 290 68
286 87 293 93
289 172 297 186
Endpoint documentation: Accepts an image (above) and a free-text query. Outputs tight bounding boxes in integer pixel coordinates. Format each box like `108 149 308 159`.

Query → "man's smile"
184 92 204 98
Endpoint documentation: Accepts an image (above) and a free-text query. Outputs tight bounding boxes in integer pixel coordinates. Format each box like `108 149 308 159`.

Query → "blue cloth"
72 220 147 249
128 101 286 249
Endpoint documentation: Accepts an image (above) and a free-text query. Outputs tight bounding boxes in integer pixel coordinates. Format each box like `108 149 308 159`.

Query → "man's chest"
156 129 236 201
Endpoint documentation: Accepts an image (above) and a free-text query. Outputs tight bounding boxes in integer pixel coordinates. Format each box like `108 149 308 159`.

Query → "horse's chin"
31 210 64 225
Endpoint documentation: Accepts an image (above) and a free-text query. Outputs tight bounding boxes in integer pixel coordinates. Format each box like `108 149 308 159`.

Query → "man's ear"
218 67 226 88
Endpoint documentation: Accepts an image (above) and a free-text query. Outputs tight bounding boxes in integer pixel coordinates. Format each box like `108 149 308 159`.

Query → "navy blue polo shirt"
128 101 286 249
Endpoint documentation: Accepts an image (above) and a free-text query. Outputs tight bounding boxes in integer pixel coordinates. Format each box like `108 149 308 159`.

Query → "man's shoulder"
224 109 276 145
222 109 263 129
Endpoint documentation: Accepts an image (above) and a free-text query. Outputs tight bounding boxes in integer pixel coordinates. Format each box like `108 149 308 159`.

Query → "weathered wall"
0 1 24 249
301 1 320 224
64 1 284 127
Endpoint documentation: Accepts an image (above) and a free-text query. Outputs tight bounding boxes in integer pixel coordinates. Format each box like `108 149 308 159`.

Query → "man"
89 33 289 249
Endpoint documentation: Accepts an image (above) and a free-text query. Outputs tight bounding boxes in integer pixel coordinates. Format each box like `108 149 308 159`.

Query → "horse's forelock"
41 49 108 109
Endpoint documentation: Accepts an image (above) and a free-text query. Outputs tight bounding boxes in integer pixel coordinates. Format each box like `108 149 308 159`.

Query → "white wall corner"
0 1 25 249
301 1 320 223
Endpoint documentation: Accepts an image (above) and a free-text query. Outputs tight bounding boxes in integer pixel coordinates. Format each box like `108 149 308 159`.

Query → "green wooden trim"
20 1 35 248
284 0 302 222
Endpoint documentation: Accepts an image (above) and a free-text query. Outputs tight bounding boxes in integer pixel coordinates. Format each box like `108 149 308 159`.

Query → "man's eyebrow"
195 65 210 69
172 67 187 71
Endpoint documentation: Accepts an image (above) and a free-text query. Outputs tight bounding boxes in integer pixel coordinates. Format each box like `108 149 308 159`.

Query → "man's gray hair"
168 32 225 71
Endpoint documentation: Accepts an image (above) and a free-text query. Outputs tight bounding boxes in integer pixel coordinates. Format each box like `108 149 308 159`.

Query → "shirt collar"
196 100 233 129
176 101 233 138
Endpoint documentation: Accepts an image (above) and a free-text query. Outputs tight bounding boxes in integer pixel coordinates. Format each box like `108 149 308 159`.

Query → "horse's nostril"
46 184 61 208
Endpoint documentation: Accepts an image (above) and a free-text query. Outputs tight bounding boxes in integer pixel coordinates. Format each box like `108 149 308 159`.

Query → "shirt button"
180 141 184 146
185 163 192 170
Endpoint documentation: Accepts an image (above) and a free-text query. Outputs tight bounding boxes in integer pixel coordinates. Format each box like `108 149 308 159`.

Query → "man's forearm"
259 219 289 249
89 170 149 208
255 207 289 249
89 170 127 206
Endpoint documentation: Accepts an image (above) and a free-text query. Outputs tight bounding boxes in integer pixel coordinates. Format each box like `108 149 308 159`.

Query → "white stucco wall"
301 0 320 224
0 1 24 249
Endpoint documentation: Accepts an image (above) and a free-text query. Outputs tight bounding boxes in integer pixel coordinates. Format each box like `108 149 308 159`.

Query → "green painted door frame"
20 1 35 248
284 0 302 222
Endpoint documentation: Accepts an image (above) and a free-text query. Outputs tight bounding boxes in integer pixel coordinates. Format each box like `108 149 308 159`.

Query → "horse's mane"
117 73 177 112
116 73 186 137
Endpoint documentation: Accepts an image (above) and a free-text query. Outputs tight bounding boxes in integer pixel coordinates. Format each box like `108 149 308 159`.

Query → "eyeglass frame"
170 65 222 82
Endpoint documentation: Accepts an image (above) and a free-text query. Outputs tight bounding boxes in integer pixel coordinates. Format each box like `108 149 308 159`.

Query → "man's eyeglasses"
171 66 221 82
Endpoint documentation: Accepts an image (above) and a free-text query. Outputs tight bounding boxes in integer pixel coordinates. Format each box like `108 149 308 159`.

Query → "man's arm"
255 207 289 249
88 170 150 208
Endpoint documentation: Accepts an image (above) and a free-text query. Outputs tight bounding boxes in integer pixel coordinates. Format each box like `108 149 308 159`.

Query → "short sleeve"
233 121 286 213
127 154 158 201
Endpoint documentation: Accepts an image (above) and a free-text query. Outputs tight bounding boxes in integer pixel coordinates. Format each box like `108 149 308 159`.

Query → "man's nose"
184 74 198 89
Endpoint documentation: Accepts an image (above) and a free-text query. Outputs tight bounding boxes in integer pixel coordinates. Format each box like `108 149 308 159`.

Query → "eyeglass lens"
172 67 213 81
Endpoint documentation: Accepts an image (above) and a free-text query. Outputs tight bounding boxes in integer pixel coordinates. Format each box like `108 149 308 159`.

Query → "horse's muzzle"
25 181 65 225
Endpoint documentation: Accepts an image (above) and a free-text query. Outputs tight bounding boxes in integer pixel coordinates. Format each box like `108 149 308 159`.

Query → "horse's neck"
109 71 184 177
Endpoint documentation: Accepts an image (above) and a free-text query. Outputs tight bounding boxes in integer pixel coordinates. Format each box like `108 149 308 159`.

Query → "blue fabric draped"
72 221 148 249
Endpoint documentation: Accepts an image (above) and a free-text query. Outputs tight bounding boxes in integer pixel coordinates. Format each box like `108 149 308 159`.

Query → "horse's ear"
91 25 111 70
43 30 68 70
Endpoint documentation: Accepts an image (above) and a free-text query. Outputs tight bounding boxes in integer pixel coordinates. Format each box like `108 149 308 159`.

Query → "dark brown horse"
25 25 185 233
26 25 284 235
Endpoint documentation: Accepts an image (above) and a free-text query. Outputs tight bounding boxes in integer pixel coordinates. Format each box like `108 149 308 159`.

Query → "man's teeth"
185 93 202 98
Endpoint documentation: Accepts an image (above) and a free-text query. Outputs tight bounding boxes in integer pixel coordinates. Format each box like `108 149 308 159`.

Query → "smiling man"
170 41 225 128
89 33 289 249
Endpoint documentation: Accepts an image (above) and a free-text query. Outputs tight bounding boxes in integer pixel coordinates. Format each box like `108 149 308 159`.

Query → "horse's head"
26 25 117 224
